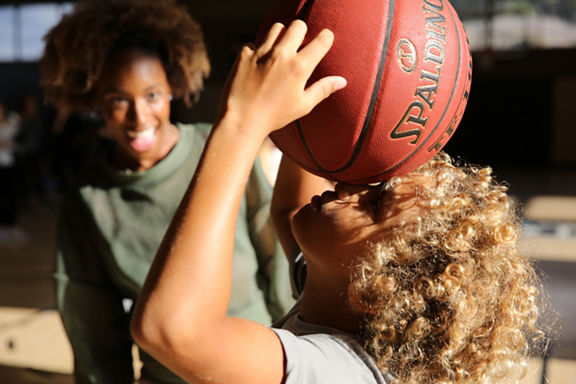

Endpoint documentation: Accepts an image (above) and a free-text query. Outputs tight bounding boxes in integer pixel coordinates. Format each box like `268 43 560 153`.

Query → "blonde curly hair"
351 153 543 384
40 0 210 111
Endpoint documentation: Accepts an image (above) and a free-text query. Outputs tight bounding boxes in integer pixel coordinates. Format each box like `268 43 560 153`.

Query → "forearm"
133 115 265 343
130 21 345 382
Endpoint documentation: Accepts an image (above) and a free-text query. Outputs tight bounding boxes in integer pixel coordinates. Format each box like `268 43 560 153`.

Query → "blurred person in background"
15 93 52 208
40 0 293 382
0 99 27 243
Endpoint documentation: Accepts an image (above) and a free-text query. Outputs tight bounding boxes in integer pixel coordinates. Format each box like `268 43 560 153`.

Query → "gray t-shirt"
272 305 393 384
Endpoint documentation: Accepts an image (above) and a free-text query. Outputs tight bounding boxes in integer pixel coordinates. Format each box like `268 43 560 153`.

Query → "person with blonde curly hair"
41 1 293 383
130 19 544 384
347 152 542 383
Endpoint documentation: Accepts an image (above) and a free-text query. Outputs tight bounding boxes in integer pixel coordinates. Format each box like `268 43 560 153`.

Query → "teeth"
127 127 155 139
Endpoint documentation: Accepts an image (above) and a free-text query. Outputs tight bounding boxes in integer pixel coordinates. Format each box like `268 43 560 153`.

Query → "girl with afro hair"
42 1 293 382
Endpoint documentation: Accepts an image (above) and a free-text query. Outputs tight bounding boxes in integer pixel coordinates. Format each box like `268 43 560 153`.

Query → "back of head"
41 0 210 111
351 153 543 383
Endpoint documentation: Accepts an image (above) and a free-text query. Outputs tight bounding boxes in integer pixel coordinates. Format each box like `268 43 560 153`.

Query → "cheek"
99 104 128 127
103 125 125 143
152 101 171 121
291 206 314 242
104 115 124 134
291 205 368 255
291 206 329 254
99 111 126 137
108 110 127 125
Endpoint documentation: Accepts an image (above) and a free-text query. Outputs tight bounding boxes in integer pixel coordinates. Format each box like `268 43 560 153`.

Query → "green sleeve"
54 190 134 384
245 159 295 321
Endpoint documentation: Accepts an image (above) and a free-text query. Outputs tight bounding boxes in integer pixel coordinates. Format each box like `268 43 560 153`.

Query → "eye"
146 91 162 102
106 96 129 110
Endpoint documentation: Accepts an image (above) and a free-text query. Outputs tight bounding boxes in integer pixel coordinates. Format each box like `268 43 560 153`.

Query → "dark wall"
444 71 554 168
1 1 575 174
444 48 576 170
0 62 43 111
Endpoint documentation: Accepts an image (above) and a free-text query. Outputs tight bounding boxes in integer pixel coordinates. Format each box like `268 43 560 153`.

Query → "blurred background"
0 0 575 383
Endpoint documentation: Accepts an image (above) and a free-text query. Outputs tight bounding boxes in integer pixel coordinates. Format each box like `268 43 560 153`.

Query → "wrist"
214 111 271 148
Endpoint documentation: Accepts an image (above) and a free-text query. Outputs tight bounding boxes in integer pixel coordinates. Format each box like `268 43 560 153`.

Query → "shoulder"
271 309 391 384
173 122 214 162
272 328 390 384
176 122 212 142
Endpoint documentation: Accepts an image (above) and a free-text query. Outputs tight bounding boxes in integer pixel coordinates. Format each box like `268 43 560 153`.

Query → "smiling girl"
40 1 292 383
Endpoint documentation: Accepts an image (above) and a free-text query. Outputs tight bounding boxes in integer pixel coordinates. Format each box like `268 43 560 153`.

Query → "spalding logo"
397 38 417 73
390 2 450 147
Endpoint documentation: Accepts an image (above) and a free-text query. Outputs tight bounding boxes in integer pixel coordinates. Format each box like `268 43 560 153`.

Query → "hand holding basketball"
258 0 473 184
219 20 347 138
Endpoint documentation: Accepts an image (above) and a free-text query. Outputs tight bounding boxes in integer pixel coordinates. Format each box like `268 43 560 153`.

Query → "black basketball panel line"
297 0 396 174
336 3 468 183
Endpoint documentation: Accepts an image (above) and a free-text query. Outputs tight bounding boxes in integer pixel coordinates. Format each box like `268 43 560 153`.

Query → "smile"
125 126 159 153
127 126 156 139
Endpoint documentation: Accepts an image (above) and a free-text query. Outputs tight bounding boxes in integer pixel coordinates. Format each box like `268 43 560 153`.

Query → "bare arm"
271 155 334 261
130 20 346 384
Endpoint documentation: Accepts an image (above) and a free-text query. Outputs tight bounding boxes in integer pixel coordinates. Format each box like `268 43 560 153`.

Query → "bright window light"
0 3 73 62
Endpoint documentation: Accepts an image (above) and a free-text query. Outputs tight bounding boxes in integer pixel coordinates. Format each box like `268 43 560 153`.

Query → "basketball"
258 0 473 184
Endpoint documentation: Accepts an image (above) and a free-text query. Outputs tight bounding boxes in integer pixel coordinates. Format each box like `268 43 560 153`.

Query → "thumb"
304 76 347 111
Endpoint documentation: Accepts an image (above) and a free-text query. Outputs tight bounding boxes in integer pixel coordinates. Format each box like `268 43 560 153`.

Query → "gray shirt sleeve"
271 328 392 384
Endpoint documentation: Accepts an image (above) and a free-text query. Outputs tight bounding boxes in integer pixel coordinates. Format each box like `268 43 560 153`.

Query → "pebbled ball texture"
258 0 473 184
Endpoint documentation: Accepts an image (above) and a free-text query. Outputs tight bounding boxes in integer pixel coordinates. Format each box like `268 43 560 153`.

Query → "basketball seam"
296 0 396 175
346 2 467 183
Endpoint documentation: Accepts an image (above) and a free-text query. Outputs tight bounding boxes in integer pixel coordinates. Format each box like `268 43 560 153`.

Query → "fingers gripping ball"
258 0 473 184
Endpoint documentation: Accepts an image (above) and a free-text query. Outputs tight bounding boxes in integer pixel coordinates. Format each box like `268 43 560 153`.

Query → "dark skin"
95 49 179 172
131 21 351 383
131 19 429 383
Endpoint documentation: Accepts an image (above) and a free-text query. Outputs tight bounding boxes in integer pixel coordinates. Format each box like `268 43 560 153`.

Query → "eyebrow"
143 83 163 92
101 83 164 95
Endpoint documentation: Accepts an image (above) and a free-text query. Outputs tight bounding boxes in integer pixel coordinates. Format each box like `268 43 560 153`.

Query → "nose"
127 98 152 127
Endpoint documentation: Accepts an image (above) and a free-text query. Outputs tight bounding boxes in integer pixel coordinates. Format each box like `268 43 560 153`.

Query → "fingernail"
333 77 347 91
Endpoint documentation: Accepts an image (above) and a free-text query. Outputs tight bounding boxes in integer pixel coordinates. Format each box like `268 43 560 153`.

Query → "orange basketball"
258 0 473 184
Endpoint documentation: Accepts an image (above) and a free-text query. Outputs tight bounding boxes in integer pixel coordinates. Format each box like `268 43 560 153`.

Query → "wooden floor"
1 173 575 383
0 199 74 382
